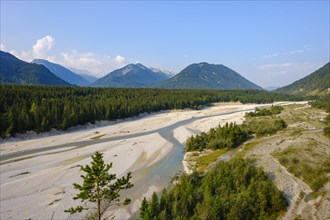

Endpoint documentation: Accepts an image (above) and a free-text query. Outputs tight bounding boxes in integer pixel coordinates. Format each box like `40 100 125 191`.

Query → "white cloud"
261 46 311 59
9 49 32 61
261 53 279 59
258 62 321 76
115 55 125 63
0 43 6 51
2 36 129 77
288 49 305 55
32 35 54 58
3 35 55 61
255 61 324 87
60 51 129 77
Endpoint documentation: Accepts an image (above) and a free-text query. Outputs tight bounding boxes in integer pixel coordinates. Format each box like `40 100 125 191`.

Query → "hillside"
275 62 330 96
92 63 170 88
0 51 71 86
32 59 90 86
152 62 262 90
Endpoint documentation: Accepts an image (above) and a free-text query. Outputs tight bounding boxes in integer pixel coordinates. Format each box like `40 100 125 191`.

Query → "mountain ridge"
92 63 170 88
32 59 90 86
0 51 71 86
152 62 262 90
274 62 330 96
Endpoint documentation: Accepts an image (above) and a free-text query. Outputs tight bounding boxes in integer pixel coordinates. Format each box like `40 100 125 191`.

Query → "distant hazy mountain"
32 59 90 86
152 62 262 90
68 67 98 83
264 86 279 91
275 62 330 96
92 63 170 88
0 51 71 86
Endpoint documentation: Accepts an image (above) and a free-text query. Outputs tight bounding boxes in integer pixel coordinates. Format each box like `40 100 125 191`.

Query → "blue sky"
1 1 329 87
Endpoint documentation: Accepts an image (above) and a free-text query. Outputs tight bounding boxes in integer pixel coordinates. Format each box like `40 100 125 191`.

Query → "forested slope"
275 62 330 96
0 51 71 86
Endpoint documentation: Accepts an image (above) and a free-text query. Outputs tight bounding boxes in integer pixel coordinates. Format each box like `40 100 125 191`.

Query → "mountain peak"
149 67 176 77
152 62 262 90
92 63 170 88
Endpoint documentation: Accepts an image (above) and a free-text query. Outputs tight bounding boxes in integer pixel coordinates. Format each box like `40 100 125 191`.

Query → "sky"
1 1 329 87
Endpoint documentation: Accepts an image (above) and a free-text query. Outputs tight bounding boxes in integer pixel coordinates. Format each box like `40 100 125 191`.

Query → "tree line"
0 85 301 137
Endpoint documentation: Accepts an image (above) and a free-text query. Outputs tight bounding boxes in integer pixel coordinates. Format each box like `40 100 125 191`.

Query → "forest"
140 158 288 220
0 85 301 137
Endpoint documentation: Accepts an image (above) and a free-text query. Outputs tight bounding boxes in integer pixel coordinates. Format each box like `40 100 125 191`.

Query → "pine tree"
149 192 159 219
140 197 150 220
65 151 133 220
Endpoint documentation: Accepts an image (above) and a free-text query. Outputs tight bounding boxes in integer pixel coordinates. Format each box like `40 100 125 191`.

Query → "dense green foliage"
153 62 263 90
65 152 133 220
0 51 71 86
242 118 287 137
0 85 301 137
140 158 288 220
186 123 250 151
186 111 287 152
245 105 284 117
275 62 330 96
310 94 330 137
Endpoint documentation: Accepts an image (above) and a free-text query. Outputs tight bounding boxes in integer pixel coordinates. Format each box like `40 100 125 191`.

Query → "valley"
0 102 299 219
1 1 329 219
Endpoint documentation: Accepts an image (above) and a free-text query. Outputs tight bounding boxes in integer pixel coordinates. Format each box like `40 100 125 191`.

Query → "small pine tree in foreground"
65 151 133 220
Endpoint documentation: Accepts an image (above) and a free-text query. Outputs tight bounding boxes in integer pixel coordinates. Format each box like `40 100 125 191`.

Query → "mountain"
32 59 90 86
68 67 98 83
92 63 170 88
0 51 71 86
152 62 262 90
149 67 176 77
275 62 330 96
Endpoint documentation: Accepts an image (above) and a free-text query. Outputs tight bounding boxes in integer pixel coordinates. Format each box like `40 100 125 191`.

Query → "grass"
236 140 262 157
272 143 330 192
91 134 106 140
242 104 330 193
243 139 262 151
242 116 287 137
194 148 227 172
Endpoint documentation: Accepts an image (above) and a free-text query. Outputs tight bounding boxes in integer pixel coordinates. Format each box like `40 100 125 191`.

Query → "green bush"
246 105 284 117
186 123 250 151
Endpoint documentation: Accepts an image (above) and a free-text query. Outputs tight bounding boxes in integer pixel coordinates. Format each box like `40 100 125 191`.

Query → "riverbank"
181 102 329 220
0 102 299 219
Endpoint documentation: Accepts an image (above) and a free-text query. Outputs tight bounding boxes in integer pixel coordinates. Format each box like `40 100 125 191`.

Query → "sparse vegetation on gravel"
272 142 330 192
